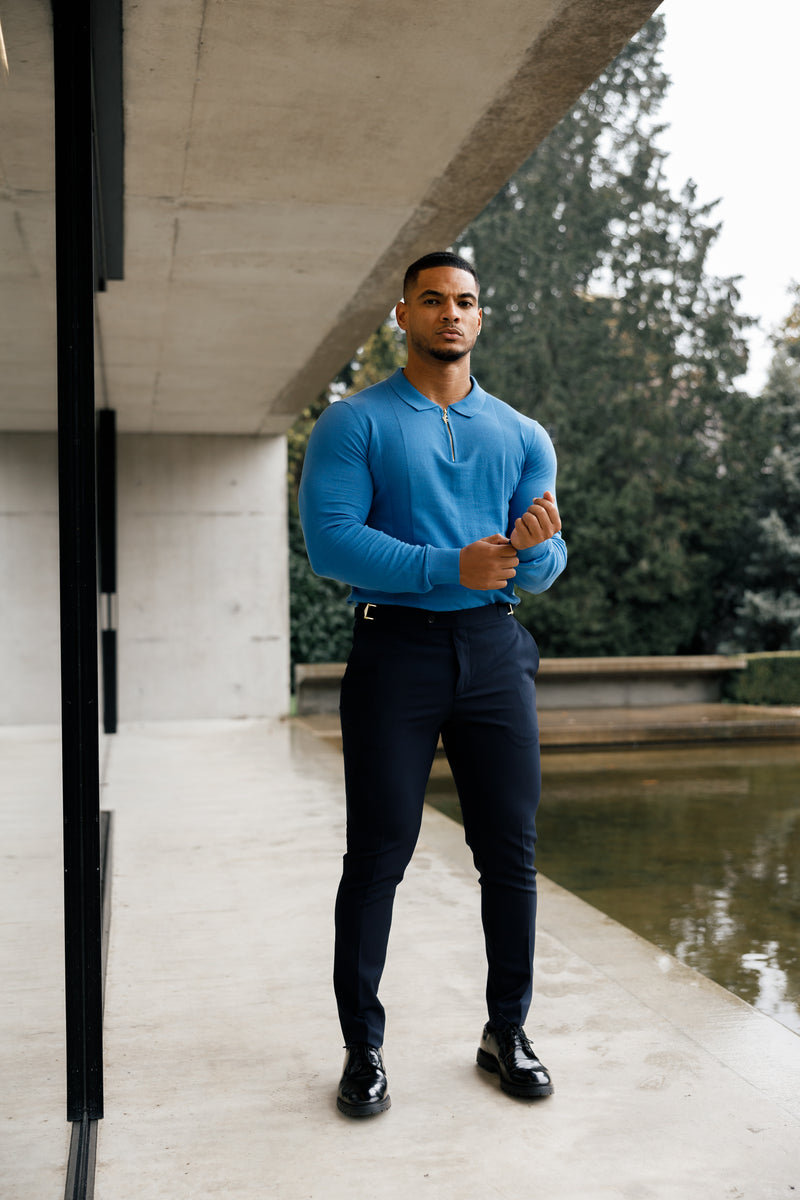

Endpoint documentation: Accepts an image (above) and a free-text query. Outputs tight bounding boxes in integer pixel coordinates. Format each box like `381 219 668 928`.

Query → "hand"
459 533 518 590
509 490 561 551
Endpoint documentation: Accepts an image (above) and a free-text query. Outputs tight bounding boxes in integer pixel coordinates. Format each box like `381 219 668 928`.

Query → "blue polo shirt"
298 368 566 610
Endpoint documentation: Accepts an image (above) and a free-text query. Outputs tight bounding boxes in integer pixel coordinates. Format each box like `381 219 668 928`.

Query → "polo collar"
387 368 487 417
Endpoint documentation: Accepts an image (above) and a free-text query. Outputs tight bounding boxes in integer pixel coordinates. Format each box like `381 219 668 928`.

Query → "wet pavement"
3 717 800 1199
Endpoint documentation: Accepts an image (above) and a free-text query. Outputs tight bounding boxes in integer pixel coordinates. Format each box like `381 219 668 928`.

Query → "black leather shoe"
336 1044 391 1117
477 1023 554 1098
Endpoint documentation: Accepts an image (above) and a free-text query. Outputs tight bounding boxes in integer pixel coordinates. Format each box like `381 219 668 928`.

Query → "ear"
395 301 408 331
476 307 483 334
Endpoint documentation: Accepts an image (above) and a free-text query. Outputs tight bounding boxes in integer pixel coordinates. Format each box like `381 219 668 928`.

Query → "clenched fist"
509 491 561 551
459 533 518 590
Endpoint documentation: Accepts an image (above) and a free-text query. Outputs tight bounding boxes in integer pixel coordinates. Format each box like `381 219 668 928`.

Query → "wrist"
511 535 539 561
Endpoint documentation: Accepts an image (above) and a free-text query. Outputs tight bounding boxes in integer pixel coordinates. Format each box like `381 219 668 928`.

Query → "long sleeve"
298 372 566 610
298 399 460 594
506 422 568 595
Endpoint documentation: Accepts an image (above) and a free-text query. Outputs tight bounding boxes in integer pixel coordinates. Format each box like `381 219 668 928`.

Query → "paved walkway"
3 718 800 1199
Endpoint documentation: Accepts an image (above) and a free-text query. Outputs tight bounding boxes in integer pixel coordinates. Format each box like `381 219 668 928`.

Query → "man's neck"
402 357 473 409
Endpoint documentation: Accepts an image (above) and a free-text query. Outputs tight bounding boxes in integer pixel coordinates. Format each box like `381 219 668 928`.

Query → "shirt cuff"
427 547 462 586
513 538 553 564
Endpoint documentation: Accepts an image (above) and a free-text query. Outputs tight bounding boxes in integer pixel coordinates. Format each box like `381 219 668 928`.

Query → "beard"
408 329 473 362
427 343 471 362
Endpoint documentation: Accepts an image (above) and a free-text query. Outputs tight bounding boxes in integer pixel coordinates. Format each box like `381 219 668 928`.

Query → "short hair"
403 251 480 299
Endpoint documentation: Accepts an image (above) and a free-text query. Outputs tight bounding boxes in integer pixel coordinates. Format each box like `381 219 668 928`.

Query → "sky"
656 0 799 393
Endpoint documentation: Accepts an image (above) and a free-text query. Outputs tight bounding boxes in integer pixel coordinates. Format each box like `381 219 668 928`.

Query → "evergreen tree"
457 14 756 656
289 14 764 665
732 288 800 650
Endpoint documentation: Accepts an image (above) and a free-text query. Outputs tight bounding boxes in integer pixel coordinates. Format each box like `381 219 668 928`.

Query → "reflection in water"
426 743 800 1034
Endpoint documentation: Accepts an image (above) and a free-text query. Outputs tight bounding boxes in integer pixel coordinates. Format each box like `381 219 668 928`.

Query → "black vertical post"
53 0 104 1122
91 0 125 286
97 409 118 734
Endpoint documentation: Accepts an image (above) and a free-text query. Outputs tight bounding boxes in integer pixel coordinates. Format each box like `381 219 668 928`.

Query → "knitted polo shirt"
298 368 567 610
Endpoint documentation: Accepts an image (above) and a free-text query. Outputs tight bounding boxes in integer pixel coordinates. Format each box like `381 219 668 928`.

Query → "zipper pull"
442 408 455 462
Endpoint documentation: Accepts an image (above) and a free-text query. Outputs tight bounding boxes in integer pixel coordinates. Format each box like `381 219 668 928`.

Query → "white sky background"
656 0 799 393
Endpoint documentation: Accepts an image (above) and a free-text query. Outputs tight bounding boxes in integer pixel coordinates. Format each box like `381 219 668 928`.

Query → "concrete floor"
2 718 800 1199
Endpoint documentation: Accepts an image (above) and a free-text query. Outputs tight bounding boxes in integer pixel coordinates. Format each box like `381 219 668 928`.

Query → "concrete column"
0 434 61 724
117 434 290 721
0 432 290 725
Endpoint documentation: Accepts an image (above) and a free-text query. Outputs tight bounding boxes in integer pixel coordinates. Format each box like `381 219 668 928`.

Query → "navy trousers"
334 602 541 1048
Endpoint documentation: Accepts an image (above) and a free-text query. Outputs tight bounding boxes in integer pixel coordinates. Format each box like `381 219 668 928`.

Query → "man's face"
395 266 482 363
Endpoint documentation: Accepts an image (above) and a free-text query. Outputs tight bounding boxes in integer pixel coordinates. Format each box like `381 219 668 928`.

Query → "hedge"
723 653 800 706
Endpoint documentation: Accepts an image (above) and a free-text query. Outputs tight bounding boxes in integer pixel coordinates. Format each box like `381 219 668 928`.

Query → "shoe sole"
476 1048 554 1098
336 1094 392 1118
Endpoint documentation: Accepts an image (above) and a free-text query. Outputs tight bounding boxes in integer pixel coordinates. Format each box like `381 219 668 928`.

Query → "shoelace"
348 1044 383 1069
497 1025 535 1060
515 1027 534 1053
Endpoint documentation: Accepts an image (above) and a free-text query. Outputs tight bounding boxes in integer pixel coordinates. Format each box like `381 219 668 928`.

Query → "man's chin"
428 345 470 362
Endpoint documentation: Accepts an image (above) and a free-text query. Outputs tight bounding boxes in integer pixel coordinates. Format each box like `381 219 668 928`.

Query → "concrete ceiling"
0 0 660 435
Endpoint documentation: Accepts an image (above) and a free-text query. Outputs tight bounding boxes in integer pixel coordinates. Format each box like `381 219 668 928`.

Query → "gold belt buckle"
363 603 376 621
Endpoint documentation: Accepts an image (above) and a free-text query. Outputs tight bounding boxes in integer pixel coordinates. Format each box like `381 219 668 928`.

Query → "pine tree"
457 14 756 656
732 287 800 649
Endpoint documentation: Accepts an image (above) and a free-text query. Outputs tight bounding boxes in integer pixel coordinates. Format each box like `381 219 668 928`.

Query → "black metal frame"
91 0 124 289
64 1115 98 1200
53 0 124 1157
54 0 105 1124
97 409 118 734
63 811 113 1200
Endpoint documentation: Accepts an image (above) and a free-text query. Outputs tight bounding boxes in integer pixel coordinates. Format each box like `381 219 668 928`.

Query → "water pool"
426 741 800 1034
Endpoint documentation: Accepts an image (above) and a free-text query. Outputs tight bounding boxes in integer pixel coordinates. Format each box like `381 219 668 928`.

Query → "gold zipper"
442 408 455 462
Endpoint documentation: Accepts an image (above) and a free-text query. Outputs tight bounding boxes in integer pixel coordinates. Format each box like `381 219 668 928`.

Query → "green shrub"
723 653 800 706
289 510 353 686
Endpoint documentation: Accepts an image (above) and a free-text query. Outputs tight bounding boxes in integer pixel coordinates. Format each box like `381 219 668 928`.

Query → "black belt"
354 601 515 629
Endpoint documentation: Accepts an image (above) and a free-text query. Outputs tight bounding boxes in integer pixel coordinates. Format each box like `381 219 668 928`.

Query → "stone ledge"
536 654 747 709
295 655 749 714
294 703 800 752
536 654 746 675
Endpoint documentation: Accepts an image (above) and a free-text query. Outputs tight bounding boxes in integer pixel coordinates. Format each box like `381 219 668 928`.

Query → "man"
299 250 566 1118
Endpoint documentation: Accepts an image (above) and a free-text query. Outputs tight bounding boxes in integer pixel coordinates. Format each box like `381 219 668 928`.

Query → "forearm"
505 426 567 594
300 508 460 593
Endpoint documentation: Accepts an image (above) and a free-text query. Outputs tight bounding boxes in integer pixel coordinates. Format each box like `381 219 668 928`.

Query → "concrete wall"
0 434 61 724
117 434 289 721
0 432 290 724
